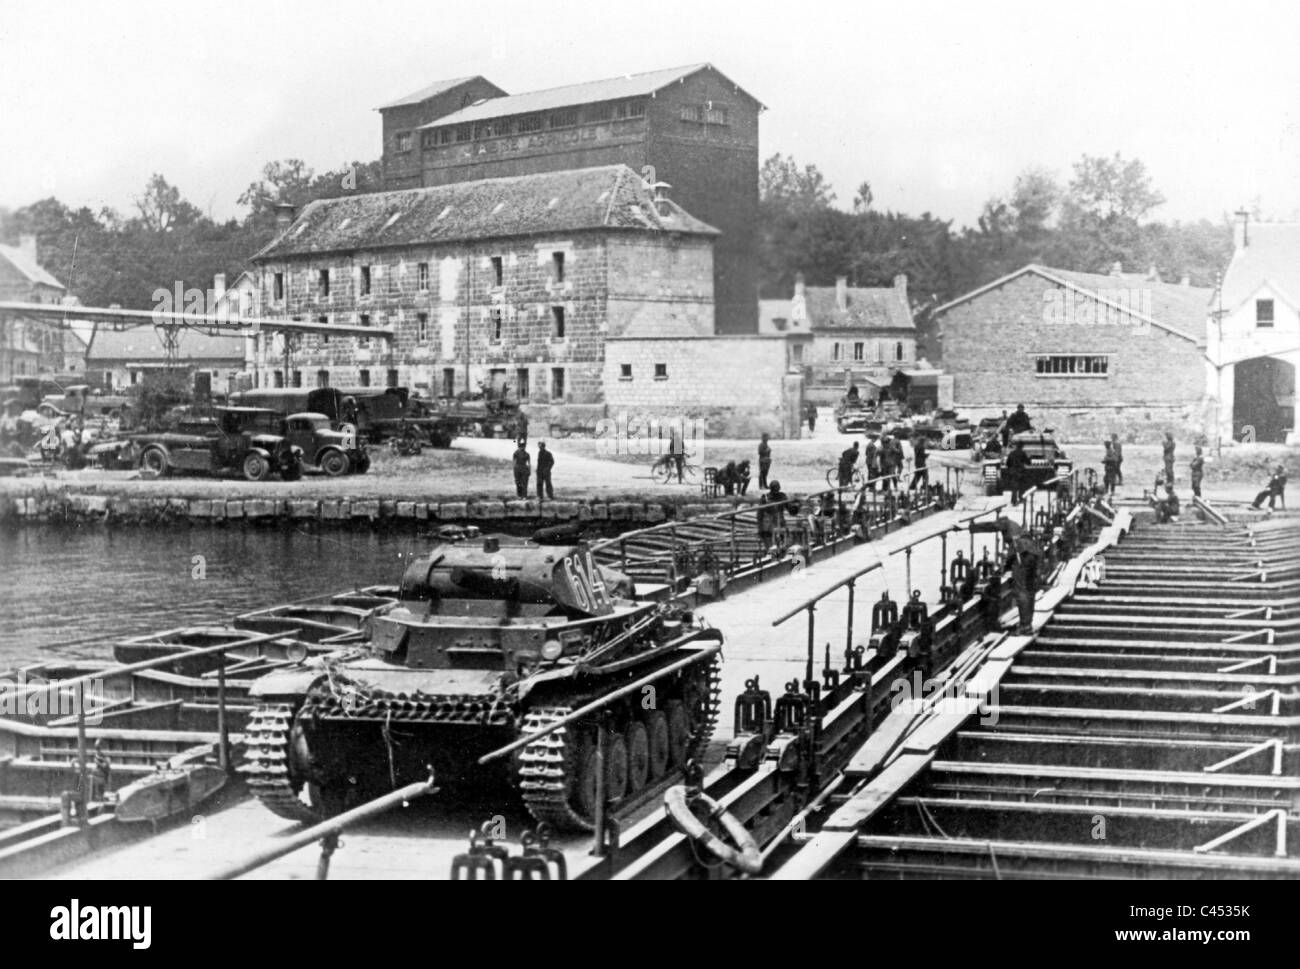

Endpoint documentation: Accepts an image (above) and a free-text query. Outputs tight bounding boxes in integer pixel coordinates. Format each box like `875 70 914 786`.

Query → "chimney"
894 273 909 306
835 276 848 312
1146 265 1160 282
1109 261 1123 277
18 234 37 263
793 272 806 299
275 202 297 229
1233 210 1249 250
1180 274 1191 287
651 180 675 218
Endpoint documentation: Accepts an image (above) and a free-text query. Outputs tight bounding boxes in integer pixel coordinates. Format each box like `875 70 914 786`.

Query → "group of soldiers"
511 437 554 499
836 433 930 491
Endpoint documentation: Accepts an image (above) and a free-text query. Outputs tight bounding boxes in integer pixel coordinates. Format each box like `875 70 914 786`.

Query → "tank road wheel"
574 730 628 820
645 710 670 780
289 718 351 817
139 447 168 476
666 701 690 768
320 449 350 477
241 701 349 823
625 721 650 794
242 452 270 482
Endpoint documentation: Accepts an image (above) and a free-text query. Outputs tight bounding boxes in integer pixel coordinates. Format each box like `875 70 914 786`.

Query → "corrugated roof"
419 63 757 128
377 76 483 110
254 165 718 261
0 244 65 290
805 285 914 331
1221 222 1300 312
87 327 245 363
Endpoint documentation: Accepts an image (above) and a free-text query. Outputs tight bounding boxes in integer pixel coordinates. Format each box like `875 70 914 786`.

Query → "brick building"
1207 215 1300 444
377 64 762 335
934 263 1213 440
0 236 66 382
250 164 718 430
760 273 917 404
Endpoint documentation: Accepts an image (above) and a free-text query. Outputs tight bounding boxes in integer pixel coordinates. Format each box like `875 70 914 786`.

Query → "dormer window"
1256 299 1274 327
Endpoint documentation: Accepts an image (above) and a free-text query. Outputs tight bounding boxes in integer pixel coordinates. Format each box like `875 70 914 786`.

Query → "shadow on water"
0 526 434 665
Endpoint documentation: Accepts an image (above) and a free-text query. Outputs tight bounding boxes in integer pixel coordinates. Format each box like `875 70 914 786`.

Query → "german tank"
240 530 722 830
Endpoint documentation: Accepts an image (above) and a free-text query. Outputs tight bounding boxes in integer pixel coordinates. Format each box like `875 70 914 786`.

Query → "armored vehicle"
242 531 722 830
983 430 1071 495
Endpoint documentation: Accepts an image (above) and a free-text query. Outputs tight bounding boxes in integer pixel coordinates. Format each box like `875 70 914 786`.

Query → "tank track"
515 652 723 831
302 683 514 726
240 702 318 823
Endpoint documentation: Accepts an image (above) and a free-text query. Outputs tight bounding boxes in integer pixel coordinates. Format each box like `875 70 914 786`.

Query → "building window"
586 103 613 123
654 363 668 380
273 273 284 302
491 256 504 287
619 364 632 380
360 266 371 297
292 370 302 388
705 104 729 125
549 108 578 129
273 371 285 388
516 368 530 400
875 341 884 363
832 343 841 362
679 105 702 123
622 100 645 119
1256 299 1275 327
518 114 543 134
359 313 370 346
1034 354 1110 376
417 312 429 342
551 367 565 401
387 368 399 388
895 342 904 361
317 315 330 345
442 368 456 397
792 344 804 364
417 262 429 292
359 369 371 387
552 251 565 284
394 131 412 152
316 369 329 388
853 342 864 362
552 306 566 339
490 308 504 342
454 124 472 143
318 269 330 297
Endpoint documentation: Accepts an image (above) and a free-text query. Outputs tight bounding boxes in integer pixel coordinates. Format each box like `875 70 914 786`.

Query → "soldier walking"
535 441 555 500
838 441 860 487
910 435 929 491
1190 445 1204 498
512 441 531 498
758 433 772 489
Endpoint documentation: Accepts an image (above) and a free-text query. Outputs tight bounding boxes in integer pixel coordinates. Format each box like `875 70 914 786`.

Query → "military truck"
283 412 370 476
242 530 722 830
128 406 303 482
231 387 457 448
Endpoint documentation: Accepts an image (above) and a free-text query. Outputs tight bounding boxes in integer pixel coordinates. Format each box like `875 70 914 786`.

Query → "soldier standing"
1005 440 1032 504
838 441 860 487
864 437 880 490
910 435 929 491
1102 441 1119 496
512 441 531 498
515 410 529 447
1162 432 1176 484
535 442 554 500
757 433 772 489
1110 433 1124 485
1190 445 1204 498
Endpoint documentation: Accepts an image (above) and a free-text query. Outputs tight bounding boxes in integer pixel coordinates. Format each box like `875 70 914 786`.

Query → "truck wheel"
242 453 270 482
139 447 169 476
320 450 350 477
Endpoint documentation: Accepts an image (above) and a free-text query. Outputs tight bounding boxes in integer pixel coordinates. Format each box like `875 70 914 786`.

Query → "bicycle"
824 465 866 490
651 452 701 485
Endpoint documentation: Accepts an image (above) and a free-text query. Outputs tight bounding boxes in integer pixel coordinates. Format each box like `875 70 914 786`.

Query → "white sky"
1 0 1297 228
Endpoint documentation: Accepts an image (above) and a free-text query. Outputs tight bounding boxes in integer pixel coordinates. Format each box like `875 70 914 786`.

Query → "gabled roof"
0 244 65 290
86 327 245 363
420 63 762 129
1220 222 1300 315
804 285 914 331
254 165 718 261
377 76 492 110
932 264 1213 343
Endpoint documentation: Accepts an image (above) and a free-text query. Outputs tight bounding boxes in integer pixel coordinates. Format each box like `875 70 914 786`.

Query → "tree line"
1 151 1232 359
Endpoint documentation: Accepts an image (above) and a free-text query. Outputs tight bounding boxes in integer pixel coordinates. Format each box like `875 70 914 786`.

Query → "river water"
0 527 434 665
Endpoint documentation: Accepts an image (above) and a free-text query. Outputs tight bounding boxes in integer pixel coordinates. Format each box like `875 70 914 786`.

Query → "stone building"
376 63 762 335
1206 215 1299 444
250 164 718 431
0 236 66 382
85 326 246 395
760 274 916 404
933 263 1213 440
